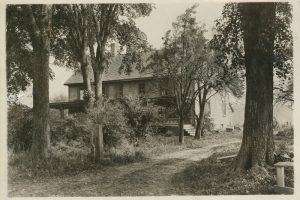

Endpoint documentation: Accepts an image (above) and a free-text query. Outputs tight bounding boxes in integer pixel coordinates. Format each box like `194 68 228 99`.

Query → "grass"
171 155 277 195
8 131 242 181
138 131 242 157
170 134 294 195
9 130 294 196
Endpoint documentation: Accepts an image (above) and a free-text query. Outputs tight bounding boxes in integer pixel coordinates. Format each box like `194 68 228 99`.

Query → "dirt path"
8 140 240 196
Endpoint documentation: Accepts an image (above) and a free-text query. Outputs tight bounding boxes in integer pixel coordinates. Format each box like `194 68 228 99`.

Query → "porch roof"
49 101 86 109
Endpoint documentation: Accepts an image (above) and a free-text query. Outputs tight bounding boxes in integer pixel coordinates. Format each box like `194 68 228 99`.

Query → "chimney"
111 43 115 57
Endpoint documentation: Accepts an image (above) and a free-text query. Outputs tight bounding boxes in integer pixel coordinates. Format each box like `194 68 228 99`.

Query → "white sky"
19 2 225 107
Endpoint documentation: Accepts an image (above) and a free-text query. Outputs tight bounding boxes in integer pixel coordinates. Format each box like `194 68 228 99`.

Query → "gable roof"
64 55 153 85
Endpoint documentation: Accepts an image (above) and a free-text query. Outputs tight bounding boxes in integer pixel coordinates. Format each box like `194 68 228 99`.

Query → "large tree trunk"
232 3 276 172
27 5 52 160
178 115 184 144
94 70 103 102
80 46 93 108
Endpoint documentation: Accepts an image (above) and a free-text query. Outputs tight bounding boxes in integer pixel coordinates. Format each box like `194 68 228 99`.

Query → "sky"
18 2 225 107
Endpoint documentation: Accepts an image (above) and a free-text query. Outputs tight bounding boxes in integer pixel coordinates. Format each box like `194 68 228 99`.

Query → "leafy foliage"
149 5 207 116
51 5 90 70
88 99 130 148
6 5 56 103
8 104 33 152
50 113 92 148
119 97 163 145
209 2 293 87
6 6 34 100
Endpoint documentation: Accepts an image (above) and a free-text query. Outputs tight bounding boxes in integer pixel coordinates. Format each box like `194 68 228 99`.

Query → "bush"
202 114 214 134
88 97 163 147
8 97 163 163
118 97 163 145
8 104 92 152
50 113 92 148
276 126 294 140
8 104 33 152
87 99 131 148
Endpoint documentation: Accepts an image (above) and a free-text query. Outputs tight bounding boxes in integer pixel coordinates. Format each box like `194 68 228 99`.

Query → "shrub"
118 97 163 145
276 126 294 140
87 99 131 148
8 104 33 152
50 113 92 148
202 114 214 134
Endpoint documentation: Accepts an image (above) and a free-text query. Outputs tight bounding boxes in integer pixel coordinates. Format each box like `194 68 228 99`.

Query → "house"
50 52 236 135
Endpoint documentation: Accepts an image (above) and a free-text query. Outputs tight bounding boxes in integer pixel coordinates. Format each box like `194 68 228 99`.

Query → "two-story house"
50 53 236 135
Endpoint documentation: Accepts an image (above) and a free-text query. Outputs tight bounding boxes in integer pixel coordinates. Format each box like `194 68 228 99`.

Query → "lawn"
8 130 293 196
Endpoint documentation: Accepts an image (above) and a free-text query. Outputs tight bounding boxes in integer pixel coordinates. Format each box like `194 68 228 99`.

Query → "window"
118 84 123 97
139 82 145 95
79 89 84 100
161 88 166 96
102 85 107 97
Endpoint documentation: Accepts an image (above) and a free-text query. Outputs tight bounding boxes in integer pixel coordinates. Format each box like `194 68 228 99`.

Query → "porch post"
60 107 65 119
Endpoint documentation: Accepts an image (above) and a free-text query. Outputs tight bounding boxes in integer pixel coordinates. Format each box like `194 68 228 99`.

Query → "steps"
183 124 196 136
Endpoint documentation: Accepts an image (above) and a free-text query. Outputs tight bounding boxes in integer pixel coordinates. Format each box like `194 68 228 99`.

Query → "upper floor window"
79 89 84 100
139 82 145 95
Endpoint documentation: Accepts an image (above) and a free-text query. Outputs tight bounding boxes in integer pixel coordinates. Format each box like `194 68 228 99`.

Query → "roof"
64 55 153 85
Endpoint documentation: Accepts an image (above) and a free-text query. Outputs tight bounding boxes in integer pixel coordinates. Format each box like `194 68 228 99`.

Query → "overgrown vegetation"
171 137 294 195
8 104 33 152
8 98 163 177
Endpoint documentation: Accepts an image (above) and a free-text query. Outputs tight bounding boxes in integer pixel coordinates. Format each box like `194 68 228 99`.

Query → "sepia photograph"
1 0 298 197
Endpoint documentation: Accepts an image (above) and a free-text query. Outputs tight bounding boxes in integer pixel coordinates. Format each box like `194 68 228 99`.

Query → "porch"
49 100 86 118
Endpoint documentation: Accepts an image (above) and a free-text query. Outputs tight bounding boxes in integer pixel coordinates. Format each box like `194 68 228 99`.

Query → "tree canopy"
209 2 293 87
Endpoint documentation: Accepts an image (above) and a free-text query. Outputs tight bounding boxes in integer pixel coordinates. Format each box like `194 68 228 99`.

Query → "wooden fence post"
94 124 104 162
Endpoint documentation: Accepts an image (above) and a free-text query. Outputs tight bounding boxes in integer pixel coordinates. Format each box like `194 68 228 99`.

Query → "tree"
87 4 152 162
211 2 292 171
150 5 207 144
194 49 243 139
52 5 93 105
6 6 34 103
20 5 53 159
6 6 56 105
88 4 153 101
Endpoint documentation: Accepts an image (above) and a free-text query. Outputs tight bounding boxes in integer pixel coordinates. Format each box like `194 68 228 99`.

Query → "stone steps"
184 124 196 136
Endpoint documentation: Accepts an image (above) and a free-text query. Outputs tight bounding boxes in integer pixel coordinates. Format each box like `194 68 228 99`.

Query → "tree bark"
26 5 52 160
80 41 93 108
232 3 276 171
178 115 184 144
195 88 208 139
94 70 103 102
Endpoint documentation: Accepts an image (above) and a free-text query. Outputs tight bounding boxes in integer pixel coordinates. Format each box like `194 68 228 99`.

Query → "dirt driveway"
8 140 240 196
